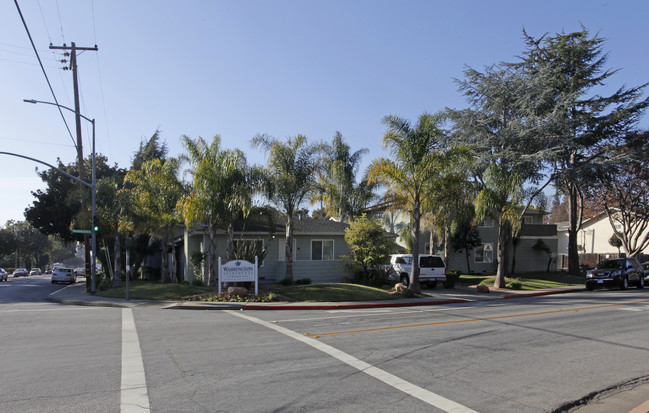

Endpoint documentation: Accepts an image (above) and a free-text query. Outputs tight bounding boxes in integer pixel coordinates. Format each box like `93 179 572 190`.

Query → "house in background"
180 216 353 284
556 212 649 269
367 204 558 274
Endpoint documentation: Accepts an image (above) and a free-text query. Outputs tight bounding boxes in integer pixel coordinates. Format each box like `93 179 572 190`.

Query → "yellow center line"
304 299 649 338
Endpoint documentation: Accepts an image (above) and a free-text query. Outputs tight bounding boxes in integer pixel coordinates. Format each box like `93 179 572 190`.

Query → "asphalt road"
2 275 649 412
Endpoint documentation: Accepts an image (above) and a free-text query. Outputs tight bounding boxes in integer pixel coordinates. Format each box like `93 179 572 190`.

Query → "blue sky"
1 1 648 224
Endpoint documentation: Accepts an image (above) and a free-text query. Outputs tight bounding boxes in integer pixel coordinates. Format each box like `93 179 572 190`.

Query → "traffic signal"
92 215 99 233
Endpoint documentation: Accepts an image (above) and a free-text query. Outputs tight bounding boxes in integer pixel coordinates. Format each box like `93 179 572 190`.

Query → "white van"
389 254 446 288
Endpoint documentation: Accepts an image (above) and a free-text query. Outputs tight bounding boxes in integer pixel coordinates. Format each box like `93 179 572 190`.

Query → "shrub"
180 280 190 286
507 280 522 290
401 288 416 298
444 270 460 288
279 277 293 286
295 278 311 285
191 278 204 287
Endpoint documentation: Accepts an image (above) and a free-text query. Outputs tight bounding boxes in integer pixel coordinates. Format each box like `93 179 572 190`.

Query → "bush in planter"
401 288 416 298
279 277 293 286
506 279 522 290
295 278 311 285
443 269 460 288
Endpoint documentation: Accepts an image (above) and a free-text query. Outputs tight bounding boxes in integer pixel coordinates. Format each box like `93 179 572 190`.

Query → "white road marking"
121 308 150 412
48 283 80 296
227 310 478 413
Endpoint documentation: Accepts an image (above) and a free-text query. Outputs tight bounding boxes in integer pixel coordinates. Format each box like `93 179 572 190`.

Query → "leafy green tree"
0 220 50 268
608 234 623 255
178 135 252 286
343 215 397 285
131 129 168 171
516 27 649 274
118 130 171 280
448 64 548 288
449 215 481 274
367 112 455 293
122 158 185 283
252 134 322 282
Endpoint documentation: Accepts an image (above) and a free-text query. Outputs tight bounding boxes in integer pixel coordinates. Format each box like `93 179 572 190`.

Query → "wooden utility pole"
49 42 98 280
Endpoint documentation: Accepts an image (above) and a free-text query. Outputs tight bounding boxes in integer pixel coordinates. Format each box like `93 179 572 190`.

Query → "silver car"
51 267 76 284
0 268 7 282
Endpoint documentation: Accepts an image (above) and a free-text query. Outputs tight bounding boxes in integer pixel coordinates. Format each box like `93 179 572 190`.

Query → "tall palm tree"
314 132 370 222
122 158 185 283
474 163 525 288
178 135 252 286
367 113 449 293
251 134 322 282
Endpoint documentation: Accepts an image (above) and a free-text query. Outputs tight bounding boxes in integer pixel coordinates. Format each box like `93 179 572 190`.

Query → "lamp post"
23 99 97 293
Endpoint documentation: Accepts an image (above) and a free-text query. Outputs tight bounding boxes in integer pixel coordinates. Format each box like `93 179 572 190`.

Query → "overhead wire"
13 0 77 148
91 0 112 161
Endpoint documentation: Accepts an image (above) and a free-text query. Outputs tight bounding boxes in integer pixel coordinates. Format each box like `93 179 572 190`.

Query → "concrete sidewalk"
46 281 584 310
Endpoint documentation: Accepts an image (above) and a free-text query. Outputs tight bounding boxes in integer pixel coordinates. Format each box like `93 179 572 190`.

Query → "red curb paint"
242 299 469 311
503 288 583 299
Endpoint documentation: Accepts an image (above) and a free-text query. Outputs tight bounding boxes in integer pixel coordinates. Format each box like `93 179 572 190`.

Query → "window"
311 240 334 260
478 218 494 227
523 216 533 224
475 243 493 263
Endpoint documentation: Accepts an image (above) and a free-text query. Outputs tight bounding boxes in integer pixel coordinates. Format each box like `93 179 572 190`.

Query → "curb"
241 298 470 311
47 285 584 310
503 288 584 299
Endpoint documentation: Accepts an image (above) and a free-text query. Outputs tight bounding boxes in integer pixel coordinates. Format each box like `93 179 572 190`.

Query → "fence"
558 253 649 270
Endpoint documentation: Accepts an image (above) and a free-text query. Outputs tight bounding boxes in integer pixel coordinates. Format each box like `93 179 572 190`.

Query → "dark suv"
585 257 645 291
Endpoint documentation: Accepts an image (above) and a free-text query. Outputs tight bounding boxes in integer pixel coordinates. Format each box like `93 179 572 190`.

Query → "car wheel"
620 276 628 290
638 276 645 289
400 274 409 287
586 283 595 291
51 280 56 284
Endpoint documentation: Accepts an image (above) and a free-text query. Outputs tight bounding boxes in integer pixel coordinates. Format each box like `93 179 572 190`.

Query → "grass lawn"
459 272 584 290
96 280 213 300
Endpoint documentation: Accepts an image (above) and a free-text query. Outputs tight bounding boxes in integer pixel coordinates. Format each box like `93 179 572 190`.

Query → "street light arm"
0 151 92 189
23 98 93 124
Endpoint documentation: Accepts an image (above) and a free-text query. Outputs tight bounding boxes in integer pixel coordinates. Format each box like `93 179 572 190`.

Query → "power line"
13 0 76 148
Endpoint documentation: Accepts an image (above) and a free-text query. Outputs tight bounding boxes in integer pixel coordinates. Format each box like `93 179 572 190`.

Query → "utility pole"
50 42 98 282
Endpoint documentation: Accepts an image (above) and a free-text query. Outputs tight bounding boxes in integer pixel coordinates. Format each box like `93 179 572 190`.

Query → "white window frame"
475 243 494 264
311 239 334 261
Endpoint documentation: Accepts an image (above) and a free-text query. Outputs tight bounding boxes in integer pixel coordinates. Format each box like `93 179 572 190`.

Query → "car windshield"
595 260 624 269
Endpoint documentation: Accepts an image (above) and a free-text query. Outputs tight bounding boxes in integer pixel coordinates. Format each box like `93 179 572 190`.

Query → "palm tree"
314 132 370 222
178 135 252 286
367 113 449 293
474 163 525 288
122 158 185 283
251 134 322 282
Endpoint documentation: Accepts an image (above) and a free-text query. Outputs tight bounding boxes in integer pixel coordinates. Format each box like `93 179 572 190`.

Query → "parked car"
74 267 86 277
13 268 29 277
585 257 645 291
641 262 649 280
29 268 42 276
0 268 7 282
388 254 446 288
51 267 76 284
